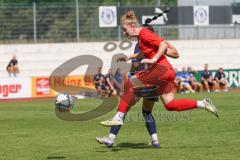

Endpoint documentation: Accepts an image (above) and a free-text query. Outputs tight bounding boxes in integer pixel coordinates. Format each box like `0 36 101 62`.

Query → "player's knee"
164 100 177 111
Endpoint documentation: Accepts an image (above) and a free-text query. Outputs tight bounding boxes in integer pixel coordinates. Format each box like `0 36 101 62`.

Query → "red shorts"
134 64 175 95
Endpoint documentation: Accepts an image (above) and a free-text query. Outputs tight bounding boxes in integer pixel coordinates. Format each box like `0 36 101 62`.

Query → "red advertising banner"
32 77 54 97
0 77 31 99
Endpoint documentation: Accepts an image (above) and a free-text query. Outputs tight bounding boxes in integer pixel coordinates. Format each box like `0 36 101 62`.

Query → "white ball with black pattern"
55 93 74 112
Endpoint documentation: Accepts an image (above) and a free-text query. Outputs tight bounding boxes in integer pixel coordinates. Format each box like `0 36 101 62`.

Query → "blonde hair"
120 10 140 27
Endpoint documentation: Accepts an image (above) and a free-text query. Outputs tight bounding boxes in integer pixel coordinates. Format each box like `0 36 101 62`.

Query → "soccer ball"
55 93 74 112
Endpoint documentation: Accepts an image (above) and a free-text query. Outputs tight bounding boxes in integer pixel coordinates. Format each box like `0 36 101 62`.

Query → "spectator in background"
6 54 19 77
93 67 105 97
105 68 117 97
179 67 195 93
174 68 182 93
113 68 123 95
201 64 217 92
188 66 202 92
214 67 228 92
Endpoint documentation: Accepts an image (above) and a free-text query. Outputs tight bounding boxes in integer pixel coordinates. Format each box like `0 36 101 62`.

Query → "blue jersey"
114 72 122 84
214 71 226 80
132 43 141 62
201 70 212 79
181 72 191 83
129 43 145 78
175 72 182 79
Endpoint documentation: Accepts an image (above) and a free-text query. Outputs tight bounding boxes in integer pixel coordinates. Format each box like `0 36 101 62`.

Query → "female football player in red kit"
100 10 218 128
96 24 180 148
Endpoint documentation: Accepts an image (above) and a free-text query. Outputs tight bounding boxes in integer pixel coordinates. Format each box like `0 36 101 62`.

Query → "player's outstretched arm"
141 41 168 64
165 41 179 59
117 52 144 62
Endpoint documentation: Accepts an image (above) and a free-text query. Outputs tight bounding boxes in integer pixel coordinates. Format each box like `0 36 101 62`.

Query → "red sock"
117 80 136 113
165 99 197 111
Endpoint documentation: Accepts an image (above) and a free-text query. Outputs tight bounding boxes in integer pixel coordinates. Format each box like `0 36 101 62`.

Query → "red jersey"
138 28 172 68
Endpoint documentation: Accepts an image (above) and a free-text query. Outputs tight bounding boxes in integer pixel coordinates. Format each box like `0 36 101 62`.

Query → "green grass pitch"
0 91 240 160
